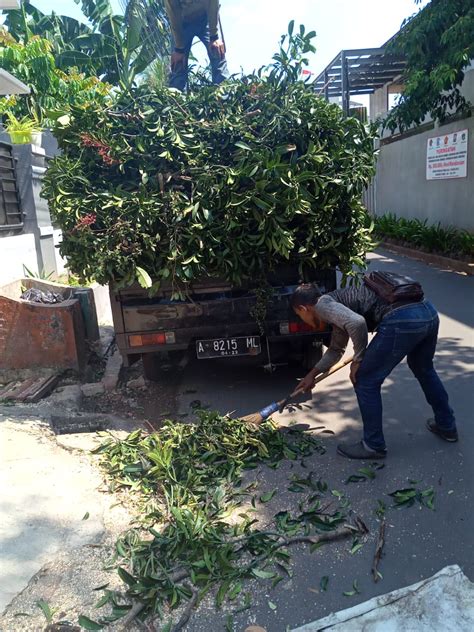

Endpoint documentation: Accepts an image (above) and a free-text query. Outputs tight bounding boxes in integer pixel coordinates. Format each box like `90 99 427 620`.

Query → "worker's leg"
168 22 195 91
406 304 456 431
354 322 407 451
196 15 230 84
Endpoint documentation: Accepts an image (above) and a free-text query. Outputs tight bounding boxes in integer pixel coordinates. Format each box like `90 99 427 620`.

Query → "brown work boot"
337 440 387 460
426 419 458 443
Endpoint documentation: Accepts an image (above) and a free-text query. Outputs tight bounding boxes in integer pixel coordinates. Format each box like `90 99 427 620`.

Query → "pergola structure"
314 48 406 114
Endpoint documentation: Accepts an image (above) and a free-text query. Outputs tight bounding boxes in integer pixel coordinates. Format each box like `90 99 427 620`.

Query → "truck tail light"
280 321 324 334
128 332 175 347
289 321 315 333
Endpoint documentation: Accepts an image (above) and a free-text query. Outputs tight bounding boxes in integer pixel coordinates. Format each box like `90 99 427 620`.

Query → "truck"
110 265 336 380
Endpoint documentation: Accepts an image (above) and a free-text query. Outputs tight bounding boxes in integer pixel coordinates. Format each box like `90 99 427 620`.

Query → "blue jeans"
169 14 229 91
355 301 456 451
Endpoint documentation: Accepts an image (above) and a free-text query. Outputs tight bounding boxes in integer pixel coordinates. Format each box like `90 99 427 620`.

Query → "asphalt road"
176 248 474 631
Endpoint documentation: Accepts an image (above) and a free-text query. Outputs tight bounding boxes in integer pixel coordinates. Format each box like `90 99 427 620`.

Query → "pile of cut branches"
88 412 362 629
43 24 377 292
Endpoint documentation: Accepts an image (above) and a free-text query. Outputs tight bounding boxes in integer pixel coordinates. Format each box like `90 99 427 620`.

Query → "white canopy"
0 69 30 95
0 1 20 9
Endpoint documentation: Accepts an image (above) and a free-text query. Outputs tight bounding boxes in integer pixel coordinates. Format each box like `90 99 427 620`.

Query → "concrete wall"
375 116 474 231
369 65 474 231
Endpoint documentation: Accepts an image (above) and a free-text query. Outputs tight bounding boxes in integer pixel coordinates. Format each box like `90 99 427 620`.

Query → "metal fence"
0 141 22 228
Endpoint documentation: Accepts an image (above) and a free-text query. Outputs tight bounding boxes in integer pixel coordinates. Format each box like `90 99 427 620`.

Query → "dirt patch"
81 357 181 428
0 501 137 632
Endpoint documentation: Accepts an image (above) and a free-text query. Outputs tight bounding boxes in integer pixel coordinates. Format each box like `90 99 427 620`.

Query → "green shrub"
374 213 474 258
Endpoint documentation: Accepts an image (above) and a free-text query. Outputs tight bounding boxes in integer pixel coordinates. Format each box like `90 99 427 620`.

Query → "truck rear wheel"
142 351 186 381
302 343 323 371
142 353 164 381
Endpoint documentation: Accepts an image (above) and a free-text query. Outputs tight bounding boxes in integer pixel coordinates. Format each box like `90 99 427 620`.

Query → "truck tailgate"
121 289 290 333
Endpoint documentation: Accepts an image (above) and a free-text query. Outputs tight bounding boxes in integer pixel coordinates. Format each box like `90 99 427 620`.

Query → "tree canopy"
385 0 474 132
0 33 110 126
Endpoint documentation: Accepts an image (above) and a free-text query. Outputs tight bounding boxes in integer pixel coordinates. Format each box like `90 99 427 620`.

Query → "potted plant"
4 112 42 145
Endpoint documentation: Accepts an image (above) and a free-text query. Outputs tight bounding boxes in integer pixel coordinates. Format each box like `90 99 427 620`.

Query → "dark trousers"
354 301 456 450
169 13 229 91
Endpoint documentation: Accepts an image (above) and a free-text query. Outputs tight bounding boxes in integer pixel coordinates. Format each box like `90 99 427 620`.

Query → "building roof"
314 47 406 98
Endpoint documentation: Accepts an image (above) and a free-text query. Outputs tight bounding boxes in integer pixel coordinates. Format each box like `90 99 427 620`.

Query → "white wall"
375 117 474 231
0 233 38 286
368 66 474 231
53 229 67 276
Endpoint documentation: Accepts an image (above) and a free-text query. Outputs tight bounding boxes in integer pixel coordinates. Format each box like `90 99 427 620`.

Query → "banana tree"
75 0 169 87
5 0 170 89
4 0 96 70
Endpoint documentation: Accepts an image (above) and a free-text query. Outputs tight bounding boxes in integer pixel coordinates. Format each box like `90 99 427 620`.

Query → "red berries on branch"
74 213 97 231
80 133 120 166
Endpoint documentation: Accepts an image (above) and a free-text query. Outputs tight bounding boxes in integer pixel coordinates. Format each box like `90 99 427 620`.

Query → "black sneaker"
426 419 458 443
337 440 387 460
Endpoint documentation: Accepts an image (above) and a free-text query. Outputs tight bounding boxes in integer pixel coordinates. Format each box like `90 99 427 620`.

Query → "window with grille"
0 141 22 228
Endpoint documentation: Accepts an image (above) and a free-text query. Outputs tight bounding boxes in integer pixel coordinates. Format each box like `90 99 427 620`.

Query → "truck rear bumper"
116 328 330 359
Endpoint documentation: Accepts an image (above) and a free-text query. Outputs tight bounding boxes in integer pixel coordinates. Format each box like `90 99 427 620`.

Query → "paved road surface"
176 248 474 631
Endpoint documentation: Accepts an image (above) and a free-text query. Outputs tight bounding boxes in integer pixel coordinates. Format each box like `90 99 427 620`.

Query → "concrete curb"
380 242 474 275
292 565 474 631
102 347 123 391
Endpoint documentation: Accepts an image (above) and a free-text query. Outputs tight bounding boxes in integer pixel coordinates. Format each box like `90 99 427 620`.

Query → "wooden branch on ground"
372 519 386 582
282 524 360 548
172 583 199 632
118 600 146 631
170 568 191 583
249 523 361 570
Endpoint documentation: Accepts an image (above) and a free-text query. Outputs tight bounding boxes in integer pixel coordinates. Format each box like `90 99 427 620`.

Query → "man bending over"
291 281 457 459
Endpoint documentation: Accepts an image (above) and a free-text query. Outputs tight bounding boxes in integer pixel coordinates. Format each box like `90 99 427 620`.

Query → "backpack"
363 271 424 304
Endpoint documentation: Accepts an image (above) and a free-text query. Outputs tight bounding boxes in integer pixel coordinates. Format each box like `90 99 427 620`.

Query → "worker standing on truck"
164 0 229 91
290 280 457 459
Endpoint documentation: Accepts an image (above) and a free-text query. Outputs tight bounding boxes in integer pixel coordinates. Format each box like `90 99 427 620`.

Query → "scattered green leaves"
375 499 387 519
350 539 364 555
252 569 277 580
389 486 435 510
343 580 360 597
346 463 384 484
36 599 55 624
260 489 277 503
78 615 103 630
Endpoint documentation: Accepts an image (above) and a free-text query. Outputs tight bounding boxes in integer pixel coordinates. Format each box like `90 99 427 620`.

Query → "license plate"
196 336 261 359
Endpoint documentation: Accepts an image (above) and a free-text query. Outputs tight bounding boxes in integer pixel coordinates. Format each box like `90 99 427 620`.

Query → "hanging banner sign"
426 129 468 180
